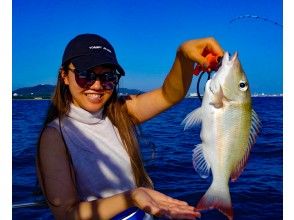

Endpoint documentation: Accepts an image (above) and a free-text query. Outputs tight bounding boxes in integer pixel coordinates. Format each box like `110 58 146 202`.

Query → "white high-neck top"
47 104 136 201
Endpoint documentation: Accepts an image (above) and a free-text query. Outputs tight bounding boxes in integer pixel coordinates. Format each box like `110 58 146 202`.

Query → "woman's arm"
76 187 199 220
126 37 224 123
37 127 199 219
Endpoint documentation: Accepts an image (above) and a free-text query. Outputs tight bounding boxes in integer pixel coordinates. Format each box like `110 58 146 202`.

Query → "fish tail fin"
196 183 233 220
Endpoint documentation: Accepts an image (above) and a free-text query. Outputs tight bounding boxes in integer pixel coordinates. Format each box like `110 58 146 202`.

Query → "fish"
182 52 260 220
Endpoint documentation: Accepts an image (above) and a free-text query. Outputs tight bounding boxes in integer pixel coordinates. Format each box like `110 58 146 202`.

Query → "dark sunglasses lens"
75 71 95 88
74 70 119 89
102 73 118 82
100 73 119 90
102 81 116 90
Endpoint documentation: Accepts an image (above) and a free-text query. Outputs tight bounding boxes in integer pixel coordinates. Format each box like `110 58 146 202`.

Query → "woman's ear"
60 68 69 85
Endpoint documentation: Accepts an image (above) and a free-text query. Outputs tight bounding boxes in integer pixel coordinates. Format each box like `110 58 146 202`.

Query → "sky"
13 0 282 94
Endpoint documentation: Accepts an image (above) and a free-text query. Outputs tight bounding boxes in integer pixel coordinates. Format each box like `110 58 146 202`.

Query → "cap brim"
71 54 125 76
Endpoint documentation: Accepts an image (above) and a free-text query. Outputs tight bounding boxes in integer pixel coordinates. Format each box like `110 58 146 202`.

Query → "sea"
12 97 283 220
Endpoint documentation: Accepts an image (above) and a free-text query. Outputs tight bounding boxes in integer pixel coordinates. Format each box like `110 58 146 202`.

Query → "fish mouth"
207 51 238 102
230 52 238 62
222 51 238 64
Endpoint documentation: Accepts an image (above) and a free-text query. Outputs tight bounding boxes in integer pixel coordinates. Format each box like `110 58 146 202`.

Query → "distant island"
12 84 143 100
12 84 283 100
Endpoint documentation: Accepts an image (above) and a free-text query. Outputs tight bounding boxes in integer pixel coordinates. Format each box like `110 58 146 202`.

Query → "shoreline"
12 96 283 101
186 95 283 98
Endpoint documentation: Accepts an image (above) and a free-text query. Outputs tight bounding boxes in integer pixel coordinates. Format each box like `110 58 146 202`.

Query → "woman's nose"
90 79 103 90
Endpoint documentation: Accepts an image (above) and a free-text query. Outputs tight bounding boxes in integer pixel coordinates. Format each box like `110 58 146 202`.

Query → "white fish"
182 52 260 220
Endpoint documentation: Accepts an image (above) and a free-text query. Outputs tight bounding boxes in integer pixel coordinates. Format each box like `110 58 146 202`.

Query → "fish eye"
239 80 248 91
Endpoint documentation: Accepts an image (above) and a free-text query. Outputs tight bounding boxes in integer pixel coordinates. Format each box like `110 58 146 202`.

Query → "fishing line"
196 71 211 101
230 14 282 27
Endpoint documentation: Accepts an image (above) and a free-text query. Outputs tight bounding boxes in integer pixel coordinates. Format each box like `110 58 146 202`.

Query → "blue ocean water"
12 97 282 220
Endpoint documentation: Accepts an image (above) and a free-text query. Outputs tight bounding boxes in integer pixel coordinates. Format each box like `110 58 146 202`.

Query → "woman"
37 33 224 219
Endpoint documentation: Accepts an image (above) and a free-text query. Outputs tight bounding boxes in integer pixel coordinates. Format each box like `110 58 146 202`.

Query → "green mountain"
12 84 143 99
12 84 54 99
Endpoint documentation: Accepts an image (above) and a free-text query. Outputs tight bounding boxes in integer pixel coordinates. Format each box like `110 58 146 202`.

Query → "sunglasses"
68 68 120 90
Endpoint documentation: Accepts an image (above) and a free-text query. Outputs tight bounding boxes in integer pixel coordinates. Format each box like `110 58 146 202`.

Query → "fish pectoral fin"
192 144 211 178
182 107 202 130
231 109 261 181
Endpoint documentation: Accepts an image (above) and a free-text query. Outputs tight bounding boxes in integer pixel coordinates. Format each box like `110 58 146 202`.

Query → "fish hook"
193 54 223 101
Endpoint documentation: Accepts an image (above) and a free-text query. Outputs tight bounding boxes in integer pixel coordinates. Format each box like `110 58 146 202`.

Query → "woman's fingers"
169 212 201 220
142 200 170 217
179 37 224 66
159 200 192 210
133 187 201 219
142 197 200 219
163 205 201 219
205 37 224 56
166 197 190 206
157 201 201 219
155 204 200 219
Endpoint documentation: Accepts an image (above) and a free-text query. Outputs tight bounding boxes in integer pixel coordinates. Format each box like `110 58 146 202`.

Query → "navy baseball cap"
62 34 125 76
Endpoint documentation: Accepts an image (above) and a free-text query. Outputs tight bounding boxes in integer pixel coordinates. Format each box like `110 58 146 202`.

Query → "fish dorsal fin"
193 144 211 178
182 107 202 130
230 109 261 181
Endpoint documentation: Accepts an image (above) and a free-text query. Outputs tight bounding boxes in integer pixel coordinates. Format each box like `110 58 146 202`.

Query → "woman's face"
62 63 115 113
